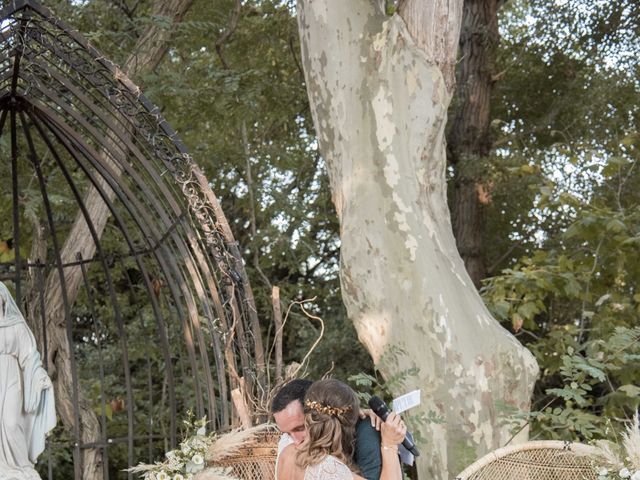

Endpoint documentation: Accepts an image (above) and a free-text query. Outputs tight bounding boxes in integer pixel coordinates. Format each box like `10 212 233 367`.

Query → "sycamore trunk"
296 1 539 478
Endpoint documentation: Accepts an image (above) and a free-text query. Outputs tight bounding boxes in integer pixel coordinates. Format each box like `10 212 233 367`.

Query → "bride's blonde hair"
296 379 360 470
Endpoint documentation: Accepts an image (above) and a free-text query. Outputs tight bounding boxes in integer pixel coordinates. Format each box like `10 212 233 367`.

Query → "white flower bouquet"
127 411 270 480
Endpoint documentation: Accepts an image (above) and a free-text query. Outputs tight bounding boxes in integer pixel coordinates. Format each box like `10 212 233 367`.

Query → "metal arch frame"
0 1 267 479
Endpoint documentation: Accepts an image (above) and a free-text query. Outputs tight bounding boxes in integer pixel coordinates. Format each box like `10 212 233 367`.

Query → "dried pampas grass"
126 463 164 474
592 439 624 469
127 422 276 479
622 413 640 470
590 412 640 472
194 468 240 480
205 423 274 464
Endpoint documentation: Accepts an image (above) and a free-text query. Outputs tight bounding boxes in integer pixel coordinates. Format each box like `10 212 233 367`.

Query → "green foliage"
348 347 444 451
483 147 640 440
475 0 640 443
482 0 640 276
348 345 421 406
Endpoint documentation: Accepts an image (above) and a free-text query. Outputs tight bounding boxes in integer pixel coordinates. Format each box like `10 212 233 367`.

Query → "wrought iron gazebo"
0 1 266 478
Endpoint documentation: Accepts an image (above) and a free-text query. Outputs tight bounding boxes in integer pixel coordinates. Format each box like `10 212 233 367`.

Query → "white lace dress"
305 455 353 480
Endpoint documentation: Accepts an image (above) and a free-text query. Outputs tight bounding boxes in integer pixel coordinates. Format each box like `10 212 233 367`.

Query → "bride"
277 379 406 480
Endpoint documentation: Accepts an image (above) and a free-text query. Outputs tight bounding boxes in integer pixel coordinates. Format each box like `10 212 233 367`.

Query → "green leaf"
517 301 540 320
348 372 376 388
606 218 626 233
564 223 581 239
618 385 640 397
574 362 606 382
622 236 640 246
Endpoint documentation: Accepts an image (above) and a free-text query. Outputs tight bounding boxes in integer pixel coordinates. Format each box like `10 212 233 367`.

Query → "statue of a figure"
0 282 56 480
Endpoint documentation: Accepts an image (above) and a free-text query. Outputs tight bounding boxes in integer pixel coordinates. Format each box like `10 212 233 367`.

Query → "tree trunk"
296 1 538 478
31 1 195 478
448 0 500 288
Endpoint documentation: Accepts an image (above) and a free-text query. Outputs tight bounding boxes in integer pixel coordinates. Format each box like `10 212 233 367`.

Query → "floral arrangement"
127 411 269 480
596 467 640 480
592 414 640 480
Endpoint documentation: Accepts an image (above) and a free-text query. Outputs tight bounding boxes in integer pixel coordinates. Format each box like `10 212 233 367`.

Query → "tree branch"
123 0 196 77
241 121 272 288
288 34 305 82
215 0 242 70
487 239 523 275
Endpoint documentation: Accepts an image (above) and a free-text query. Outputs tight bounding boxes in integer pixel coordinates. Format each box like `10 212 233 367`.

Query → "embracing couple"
271 378 407 480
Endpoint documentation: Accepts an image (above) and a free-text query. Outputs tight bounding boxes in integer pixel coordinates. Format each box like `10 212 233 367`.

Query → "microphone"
368 395 420 457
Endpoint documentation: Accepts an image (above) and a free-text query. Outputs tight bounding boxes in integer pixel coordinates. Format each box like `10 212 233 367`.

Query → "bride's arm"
277 444 299 480
378 412 406 480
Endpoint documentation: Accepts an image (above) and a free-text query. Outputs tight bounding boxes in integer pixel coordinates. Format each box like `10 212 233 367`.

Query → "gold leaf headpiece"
305 399 352 417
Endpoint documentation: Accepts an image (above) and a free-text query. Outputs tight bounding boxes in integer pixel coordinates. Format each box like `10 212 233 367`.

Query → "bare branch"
215 0 242 69
288 34 305 81
123 0 196 77
487 239 523 275
272 286 284 384
289 298 324 379
241 121 272 288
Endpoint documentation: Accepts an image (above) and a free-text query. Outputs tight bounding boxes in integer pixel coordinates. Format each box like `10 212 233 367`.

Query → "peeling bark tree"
296 1 539 478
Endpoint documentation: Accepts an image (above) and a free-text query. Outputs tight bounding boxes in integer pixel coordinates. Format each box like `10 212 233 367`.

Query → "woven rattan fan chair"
455 440 599 480
216 427 280 480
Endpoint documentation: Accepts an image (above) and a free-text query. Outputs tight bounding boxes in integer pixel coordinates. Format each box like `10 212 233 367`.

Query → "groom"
271 379 382 479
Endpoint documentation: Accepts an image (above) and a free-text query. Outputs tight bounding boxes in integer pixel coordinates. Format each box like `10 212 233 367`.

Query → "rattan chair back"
217 428 280 480
455 440 598 480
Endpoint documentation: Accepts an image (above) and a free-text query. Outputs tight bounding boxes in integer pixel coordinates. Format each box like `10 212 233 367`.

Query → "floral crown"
305 399 352 417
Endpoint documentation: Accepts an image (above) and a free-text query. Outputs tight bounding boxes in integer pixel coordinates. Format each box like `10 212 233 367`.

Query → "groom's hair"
271 379 313 414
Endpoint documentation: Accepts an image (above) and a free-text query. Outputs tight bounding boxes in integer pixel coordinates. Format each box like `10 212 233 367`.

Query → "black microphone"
368 395 420 457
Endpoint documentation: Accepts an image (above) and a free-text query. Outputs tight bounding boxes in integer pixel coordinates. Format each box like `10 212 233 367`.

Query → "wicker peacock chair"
215 425 280 480
455 440 599 480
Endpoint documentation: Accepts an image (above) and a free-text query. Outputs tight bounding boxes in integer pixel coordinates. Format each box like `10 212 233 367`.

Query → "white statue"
0 282 56 480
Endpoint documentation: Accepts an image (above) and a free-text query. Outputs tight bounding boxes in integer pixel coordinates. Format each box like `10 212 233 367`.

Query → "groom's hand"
359 408 383 431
